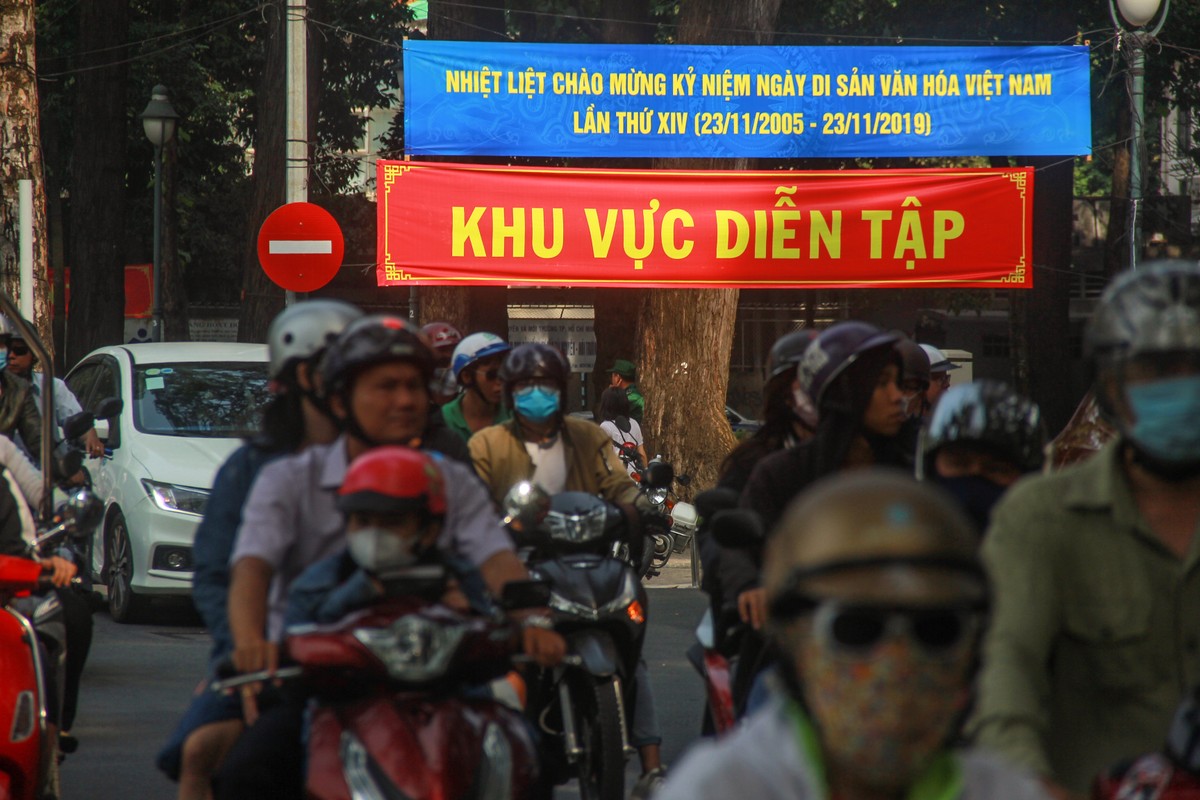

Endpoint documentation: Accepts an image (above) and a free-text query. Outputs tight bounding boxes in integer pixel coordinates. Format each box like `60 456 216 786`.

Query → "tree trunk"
162 138 189 341
238 0 289 342
0 0 51 350
64 0 128 365
419 0 507 331
642 0 782 492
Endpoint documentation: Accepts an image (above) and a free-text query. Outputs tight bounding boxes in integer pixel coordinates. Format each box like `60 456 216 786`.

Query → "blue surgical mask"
513 386 560 423
1127 375 1200 464
0 347 8 371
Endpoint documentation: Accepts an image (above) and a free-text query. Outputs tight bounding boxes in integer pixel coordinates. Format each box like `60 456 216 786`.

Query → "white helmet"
267 299 363 379
918 344 961 374
451 332 511 382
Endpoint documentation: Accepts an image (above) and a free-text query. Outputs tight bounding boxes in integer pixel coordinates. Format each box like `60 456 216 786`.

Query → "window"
133 362 270 438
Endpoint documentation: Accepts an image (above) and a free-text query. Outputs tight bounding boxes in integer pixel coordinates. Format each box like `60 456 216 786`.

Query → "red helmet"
420 321 463 351
337 446 448 517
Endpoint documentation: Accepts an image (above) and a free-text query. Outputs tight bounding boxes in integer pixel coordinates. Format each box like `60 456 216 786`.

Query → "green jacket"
626 384 644 423
468 415 639 509
440 394 512 444
969 439 1200 793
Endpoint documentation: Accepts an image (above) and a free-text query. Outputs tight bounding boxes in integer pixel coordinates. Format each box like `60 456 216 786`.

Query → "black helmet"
500 343 569 403
895 337 931 391
766 329 819 382
320 314 433 397
918 380 1045 478
1085 260 1200 367
796 322 900 411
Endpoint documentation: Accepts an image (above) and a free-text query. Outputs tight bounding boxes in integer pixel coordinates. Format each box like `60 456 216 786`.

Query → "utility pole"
285 0 307 305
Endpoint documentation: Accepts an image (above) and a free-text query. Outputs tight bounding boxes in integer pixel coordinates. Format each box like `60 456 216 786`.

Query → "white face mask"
347 527 422 573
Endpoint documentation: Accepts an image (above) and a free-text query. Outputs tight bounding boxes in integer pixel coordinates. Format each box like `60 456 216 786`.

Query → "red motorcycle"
216 575 544 800
0 555 58 800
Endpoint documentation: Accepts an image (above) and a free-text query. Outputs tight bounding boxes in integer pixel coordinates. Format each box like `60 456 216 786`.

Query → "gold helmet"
765 469 986 622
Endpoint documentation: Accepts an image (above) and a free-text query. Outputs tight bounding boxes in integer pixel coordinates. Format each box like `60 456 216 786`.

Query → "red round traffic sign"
257 202 345 292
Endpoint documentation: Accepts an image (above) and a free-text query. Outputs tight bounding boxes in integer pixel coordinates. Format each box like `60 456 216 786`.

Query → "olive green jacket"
969 439 1200 793
468 415 639 509
0 371 42 464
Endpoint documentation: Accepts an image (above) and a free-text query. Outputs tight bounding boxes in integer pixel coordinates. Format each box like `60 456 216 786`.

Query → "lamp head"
1116 0 1164 27
140 84 179 147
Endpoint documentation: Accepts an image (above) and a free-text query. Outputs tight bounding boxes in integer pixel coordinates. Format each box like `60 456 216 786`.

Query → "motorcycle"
631 458 695 577
1092 683 1200 800
213 569 548 800
0 489 105 800
502 483 649 800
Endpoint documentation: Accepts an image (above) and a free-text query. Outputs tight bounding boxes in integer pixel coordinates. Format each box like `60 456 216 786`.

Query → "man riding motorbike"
441 331 512 443
467 342 668 795
215 315 563 800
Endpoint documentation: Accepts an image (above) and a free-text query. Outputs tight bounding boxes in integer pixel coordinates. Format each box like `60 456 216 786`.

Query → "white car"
65 342 270 622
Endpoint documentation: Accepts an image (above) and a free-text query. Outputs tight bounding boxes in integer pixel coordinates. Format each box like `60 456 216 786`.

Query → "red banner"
377 161 1032 289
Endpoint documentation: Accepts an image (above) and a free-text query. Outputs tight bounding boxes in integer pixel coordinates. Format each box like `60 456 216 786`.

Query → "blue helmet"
451 332 512 382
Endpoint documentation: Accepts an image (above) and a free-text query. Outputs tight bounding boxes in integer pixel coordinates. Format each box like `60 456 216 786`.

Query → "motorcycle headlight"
353 616 466 683
544 505 608 544
141 480 209 516
549 591 600 620
647 487 669 506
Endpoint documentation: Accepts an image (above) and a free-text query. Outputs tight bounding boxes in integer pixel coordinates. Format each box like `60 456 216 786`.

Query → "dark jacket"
0 371 42 464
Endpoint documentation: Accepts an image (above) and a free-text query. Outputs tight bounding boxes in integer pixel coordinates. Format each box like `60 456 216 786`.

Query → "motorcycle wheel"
651 533 671 570
574 676 626 800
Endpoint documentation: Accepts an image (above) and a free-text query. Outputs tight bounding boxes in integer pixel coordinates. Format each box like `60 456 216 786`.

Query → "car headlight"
353 616 466 683
544 505 607 544
141 480 210 516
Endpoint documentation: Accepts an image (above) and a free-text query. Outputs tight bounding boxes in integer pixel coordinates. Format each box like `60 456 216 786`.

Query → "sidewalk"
644 545 701 589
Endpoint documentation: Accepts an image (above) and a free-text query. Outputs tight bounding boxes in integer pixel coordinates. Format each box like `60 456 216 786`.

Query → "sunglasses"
806 599 981 659
7 345 29 356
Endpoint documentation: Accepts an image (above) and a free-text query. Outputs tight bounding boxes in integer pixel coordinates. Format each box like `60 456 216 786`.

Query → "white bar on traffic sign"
269 240 333 255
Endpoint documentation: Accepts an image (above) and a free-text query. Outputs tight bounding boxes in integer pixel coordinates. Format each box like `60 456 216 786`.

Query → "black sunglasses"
7 344 29 356
809 600 980 658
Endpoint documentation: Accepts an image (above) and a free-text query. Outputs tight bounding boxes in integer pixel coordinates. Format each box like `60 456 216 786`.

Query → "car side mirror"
93 397 123 419
61 411 95 442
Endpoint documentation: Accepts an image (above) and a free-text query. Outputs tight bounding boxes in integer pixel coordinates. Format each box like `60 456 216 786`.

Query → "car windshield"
133 361 271 438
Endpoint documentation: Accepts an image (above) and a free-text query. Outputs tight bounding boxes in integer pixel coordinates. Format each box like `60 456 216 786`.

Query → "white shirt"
523 437 567 494
30 373 84 432
599 418 644 476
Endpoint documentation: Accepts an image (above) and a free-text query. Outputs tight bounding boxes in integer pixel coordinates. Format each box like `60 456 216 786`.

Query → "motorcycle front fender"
566 630 619 677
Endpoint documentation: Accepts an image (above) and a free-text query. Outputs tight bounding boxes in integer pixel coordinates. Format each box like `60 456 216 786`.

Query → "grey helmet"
1084 260 1200 367
267 299 363 380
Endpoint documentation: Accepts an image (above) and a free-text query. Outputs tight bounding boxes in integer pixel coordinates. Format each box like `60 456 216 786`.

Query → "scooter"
214 568 546 800
0 490 105 800
1092 683 1200 799
502 484 649 800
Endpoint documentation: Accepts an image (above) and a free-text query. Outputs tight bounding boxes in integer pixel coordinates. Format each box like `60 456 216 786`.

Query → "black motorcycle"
502 483 648 800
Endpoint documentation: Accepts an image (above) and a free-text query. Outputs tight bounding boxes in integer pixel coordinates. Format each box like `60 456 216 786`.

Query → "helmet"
420 322 462 352
767 329 818 382
1084 260 1200 366
896 337 931 391
919 380 1045 478
500 343 569 393
765 469 985 620
796 322 900 410
337 446 447 517
320 314 433 396
0 316 14 341
919 344 961 374
451 332 512 381
266 299 363 380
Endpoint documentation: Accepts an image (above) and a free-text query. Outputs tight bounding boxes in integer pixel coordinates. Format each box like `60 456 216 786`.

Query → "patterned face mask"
797 613 976 791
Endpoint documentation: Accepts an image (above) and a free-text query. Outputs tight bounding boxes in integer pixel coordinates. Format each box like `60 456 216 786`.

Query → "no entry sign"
257 202 345 292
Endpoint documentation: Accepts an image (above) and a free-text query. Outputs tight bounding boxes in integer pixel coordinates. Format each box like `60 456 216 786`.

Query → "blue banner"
404 42 1091 159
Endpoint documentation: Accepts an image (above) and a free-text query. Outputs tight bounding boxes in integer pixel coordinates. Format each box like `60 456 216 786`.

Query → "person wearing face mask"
657 470 1049 800
441 331 512 443
970 261 1200 799
468 342 668 795
0 316 43 463
916 380 1044 534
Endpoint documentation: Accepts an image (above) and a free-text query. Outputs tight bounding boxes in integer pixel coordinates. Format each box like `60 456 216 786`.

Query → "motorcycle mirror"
61 411 96 441
93 396 124 420
676 474 692 487
644 460 674 489
59 487 105 538
501 481 551 532
500 578 552 610
693 488 739 519
711 509 764 549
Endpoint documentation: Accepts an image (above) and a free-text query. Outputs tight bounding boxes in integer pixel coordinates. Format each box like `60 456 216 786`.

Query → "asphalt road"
60 584 709 799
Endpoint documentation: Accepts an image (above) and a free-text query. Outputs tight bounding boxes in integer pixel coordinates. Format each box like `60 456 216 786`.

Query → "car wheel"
107 511 148 623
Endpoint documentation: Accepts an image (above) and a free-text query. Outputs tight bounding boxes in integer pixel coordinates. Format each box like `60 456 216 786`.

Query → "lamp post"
140 85 179 341
1110 0 1169 270
396 57 418 323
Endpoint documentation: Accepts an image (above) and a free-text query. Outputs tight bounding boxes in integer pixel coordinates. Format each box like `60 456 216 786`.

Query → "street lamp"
140 84 179 341
1110 0 1169 269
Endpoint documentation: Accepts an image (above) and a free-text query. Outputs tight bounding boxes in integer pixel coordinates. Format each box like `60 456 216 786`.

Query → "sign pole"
285 0 308 306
